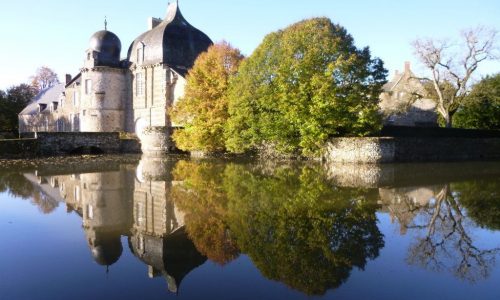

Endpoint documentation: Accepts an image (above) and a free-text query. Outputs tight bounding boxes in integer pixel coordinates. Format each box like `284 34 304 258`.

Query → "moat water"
0 156 499 300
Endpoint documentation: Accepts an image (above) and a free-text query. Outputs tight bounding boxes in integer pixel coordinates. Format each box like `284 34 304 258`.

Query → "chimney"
65 74 72 85
404 61 411 73
148 17 162 30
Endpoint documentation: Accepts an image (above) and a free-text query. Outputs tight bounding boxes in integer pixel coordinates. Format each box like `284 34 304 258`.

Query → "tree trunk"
444 113 453 128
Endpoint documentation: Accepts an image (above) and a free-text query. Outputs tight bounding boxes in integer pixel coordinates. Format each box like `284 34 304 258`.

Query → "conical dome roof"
127 2 213 76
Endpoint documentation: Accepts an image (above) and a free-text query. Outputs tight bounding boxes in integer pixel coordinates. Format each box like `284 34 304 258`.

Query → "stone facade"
380 62 438 127
18 2 212 156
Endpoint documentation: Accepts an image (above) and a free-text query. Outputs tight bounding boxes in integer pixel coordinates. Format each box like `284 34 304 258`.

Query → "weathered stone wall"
120 138 142 154
36 132 121 156
80 68 128 132
323 137 500 163
139 127 178 156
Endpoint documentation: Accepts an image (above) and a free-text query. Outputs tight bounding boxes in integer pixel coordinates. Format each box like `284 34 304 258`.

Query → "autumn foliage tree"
170 42 244 152
225 18 387 156
30 66 59 92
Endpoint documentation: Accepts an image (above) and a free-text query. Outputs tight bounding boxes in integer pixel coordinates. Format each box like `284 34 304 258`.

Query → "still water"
0 156 499 300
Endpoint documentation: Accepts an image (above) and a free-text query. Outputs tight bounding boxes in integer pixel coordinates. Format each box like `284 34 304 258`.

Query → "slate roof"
89 30 122 68
127 2 213 77
19 83 65 116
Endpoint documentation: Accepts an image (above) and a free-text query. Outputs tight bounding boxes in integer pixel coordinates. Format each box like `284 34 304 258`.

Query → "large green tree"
0 84 36 133
454 74 500 130
170 41 244 152
225 18 387 156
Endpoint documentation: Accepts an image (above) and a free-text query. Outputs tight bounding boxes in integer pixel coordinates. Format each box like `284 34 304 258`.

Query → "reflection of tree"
223 165 383 295
405 184 500 283
171 161 383 295
0 172 35 199
456 179 500 230
0 172 58 214
171 161 240 265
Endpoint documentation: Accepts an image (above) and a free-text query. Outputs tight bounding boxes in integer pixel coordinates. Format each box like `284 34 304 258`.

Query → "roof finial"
104 16 108 31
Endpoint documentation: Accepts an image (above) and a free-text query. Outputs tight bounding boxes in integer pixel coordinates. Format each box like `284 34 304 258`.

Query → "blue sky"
0 0 499 90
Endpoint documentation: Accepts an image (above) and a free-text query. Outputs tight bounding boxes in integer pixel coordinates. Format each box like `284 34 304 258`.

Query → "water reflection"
383 182 500 283
0 158 499 297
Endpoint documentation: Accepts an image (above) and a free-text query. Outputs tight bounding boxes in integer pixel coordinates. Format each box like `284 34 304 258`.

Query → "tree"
0 84 36 132
412 27 498 128
454 73 500 130
223 164 383 295
171 161 240 265
170 42 244 152
30 66 59 92
225 18 387 156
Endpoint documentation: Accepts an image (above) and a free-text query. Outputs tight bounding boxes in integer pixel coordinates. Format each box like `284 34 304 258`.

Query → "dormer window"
51 102 58 112
38 103 47 112
137 43 145 64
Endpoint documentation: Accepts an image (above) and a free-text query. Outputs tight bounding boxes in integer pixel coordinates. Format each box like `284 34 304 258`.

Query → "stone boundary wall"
36 132 122 156
379 125 500 138
323 137 500 163
0 133 143 158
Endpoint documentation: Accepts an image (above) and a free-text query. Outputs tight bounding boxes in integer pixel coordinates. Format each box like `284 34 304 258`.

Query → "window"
137 44 144 64
87 52 91 60
74 186 80 202
38 103 47 112
52 102 58 112
136 73 144 96
85 79 92 95
87 205 94 220
73 91 80 107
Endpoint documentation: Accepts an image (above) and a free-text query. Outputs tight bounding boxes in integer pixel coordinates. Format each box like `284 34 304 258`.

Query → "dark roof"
19 83 65 116
89 30 122 68
127 2 213 76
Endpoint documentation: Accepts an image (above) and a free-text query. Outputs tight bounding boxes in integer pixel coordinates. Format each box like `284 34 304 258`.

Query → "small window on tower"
87 52 91 60
85 79 92 95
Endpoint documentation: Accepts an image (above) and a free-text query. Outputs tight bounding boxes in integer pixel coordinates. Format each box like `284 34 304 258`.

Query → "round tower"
80 29 128 132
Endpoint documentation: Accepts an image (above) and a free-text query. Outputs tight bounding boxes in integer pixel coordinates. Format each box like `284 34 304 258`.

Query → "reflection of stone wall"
133 175 184 237
325 163 393 188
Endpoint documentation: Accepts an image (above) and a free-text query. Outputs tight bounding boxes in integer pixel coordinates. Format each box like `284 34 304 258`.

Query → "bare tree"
412 27 498 127
30 66 60 92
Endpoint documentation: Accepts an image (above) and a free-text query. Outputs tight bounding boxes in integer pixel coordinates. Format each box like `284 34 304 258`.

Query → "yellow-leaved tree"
170 41 244 152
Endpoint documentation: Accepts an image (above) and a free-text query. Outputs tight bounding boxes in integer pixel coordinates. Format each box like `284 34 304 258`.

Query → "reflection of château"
11 158 500 293
22 157 206 293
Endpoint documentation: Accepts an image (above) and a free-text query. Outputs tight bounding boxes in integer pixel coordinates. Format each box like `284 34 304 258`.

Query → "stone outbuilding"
379 62 438 127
